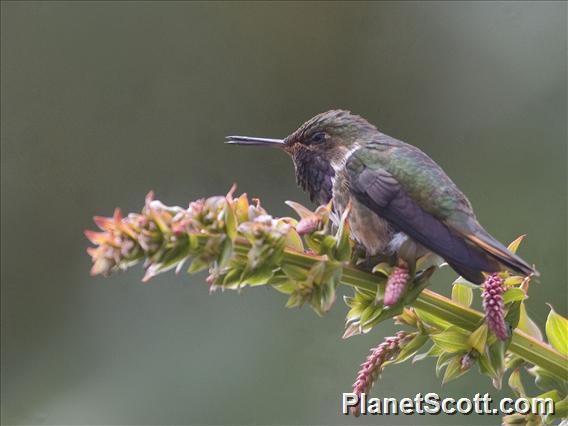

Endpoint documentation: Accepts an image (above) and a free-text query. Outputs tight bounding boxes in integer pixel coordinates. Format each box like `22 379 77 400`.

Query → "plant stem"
233 236 567 381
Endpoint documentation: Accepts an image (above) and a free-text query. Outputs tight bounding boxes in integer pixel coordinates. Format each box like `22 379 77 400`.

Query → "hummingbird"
226 110 537 284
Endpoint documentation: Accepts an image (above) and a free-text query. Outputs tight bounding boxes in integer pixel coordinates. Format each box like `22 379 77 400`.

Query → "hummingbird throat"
293 143 360 206
293 149 336 205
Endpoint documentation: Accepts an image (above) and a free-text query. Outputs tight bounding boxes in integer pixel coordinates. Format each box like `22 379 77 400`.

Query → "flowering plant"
86 187 568 424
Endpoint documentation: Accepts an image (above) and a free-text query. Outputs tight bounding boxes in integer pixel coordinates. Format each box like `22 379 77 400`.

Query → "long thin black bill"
225 136 285 147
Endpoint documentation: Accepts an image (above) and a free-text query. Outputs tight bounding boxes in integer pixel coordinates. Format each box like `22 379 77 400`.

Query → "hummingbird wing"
346 140 535 283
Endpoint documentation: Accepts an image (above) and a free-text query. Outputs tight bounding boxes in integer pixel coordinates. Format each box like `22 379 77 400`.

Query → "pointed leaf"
487 340 505 389
285 201 314 219
545 305 568 356
452 283 473 308
529 366 568 394
241 264 274 286
507 235 525 254
431 327 470 353
503 288 526 304
504 275 524 286
413 344 442 363
544 395 568 423
436 352 454 378
517 302 543 341
342 323 360 339
187 257 209 273
281 264 308 281
505 300 522 335
507 369 526 398
393 333 429 364
372 262 392 277
284 228 304 252
223 202 237 240
468 324 488 354
442 356 468 384
272 281 298 295
415 308 452 330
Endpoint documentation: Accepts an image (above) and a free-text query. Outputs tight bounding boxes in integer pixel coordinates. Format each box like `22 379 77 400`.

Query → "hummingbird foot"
384 265 410 306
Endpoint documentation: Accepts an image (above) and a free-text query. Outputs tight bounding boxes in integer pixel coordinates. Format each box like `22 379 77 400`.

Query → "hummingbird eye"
309 131 327 144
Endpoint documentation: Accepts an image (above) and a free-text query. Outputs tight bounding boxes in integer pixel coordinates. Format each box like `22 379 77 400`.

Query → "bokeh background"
1 1 566 425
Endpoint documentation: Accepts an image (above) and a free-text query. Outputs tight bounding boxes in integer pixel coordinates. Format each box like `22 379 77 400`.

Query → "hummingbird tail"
465 230 538 278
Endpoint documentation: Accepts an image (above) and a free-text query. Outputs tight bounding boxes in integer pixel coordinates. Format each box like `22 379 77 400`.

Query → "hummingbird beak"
225 135 285 147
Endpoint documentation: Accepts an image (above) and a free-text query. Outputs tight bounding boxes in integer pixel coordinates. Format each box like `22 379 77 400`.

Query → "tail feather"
464 229 537 278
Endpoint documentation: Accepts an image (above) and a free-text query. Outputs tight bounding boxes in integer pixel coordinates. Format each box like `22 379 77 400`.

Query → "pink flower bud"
384 266 410 306
350 331 409 416
482 273 508 341
296 216 321 236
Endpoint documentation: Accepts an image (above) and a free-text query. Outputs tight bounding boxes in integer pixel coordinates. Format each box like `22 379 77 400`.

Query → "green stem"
281 245 567 380
215 236 567 380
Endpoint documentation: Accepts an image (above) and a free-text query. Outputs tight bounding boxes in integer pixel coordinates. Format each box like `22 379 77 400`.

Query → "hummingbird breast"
333 167 395 256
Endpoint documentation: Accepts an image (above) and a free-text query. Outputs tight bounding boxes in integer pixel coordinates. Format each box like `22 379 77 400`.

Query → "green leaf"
218 238 233 268
507 234 525 254
507 369 526 398
303 234 321 253
529 366 568 394
544 395 568 423
505 300 522 335
241 264 274 286
535 389 561 403
468 324 488 354
372 262 392 277
334 206 352 261
222 267 244 287
412 344 442 363
187 256 209 273
317 279 337 314
452 283 473 308
359 304 381 327
487 340 506 389
284 228 304 252
442 355 468 384
392 333 429 364
415 308 452 330
188 234 201 252
159 243 190 269
477 352 497 380
518 302 543 341
272 280 298 295
503 288 526 304
280 264 308 281
320 235 338 257
545 305 568 356
223 202 237 240
431 327 470 353
504 354 525 370
436 352 454 378
504 275 524 286
307 261 326 284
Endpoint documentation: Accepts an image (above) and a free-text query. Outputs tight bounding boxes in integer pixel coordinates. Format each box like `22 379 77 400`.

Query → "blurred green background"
1 1 566 425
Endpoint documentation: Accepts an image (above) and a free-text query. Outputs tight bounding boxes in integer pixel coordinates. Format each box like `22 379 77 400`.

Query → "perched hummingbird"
227 110 536 284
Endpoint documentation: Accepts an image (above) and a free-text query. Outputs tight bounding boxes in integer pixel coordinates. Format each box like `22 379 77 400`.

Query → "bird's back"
361 134 476 223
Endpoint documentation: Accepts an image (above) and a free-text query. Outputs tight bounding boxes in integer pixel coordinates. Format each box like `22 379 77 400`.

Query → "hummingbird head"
226 110 377 204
